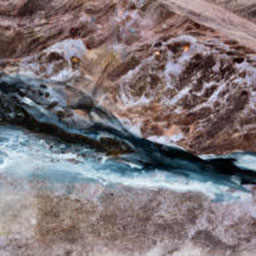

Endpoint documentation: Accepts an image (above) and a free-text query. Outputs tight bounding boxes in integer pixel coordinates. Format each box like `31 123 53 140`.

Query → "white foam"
233 154 256 170
0 126 252 202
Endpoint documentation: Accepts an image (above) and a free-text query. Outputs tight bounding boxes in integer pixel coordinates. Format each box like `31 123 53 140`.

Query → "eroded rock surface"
1 0 256 154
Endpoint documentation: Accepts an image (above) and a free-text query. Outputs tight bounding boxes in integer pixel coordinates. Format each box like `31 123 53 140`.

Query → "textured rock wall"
1 0 256 154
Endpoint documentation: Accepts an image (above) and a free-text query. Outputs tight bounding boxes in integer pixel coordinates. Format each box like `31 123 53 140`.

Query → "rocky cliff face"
1 0 256 155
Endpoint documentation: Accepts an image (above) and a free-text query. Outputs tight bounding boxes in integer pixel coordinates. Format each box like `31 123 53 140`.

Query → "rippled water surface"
1 126 255 202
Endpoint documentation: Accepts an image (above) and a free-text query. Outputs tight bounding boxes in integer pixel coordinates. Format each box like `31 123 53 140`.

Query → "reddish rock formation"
1 0 256 155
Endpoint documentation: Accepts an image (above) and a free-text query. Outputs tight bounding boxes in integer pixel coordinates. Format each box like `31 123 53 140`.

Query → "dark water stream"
0 73 256 202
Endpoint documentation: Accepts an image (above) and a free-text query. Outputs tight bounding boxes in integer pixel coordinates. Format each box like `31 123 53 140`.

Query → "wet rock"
70 95 94 112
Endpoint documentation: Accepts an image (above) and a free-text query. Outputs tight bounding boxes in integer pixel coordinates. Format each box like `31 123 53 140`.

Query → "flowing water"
1 124 255 202
1 73 256 205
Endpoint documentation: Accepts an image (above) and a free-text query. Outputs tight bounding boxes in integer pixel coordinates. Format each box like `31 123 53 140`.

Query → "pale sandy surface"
1 174 256 256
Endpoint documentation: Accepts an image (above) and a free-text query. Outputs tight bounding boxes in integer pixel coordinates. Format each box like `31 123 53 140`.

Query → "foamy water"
0 126 254 202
